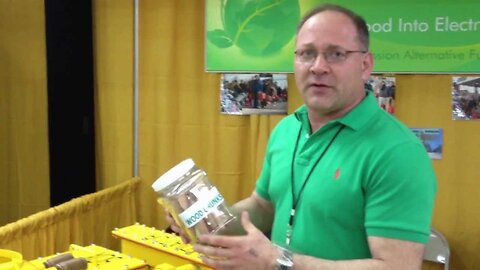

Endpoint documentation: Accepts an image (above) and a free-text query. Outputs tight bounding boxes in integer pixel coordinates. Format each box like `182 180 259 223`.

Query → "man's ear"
361 52 374 81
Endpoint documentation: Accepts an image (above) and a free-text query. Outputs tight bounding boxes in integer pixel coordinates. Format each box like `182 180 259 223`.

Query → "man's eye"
302 50 316 58
329 50 345 58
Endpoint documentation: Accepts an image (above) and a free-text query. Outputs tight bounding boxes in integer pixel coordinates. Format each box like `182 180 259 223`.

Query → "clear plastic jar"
152 158 236 243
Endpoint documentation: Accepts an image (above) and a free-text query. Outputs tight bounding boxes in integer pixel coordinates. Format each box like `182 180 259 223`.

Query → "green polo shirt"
256 91 437 260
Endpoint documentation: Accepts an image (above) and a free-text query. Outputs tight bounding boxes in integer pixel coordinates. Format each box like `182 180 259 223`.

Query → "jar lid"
152 158 195 192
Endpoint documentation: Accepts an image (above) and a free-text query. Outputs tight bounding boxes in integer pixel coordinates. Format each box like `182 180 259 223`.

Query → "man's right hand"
165 210 191 243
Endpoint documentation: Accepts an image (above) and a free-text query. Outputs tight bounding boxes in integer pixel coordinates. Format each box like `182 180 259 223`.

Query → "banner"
205 0 480 73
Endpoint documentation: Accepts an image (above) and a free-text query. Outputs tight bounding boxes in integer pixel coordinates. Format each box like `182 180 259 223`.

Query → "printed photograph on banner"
452 76 480 120
366 76 396 115
220 73 288 115
411 128 443 160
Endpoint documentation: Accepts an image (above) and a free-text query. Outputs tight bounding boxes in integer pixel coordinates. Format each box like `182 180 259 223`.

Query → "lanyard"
286 124 345 245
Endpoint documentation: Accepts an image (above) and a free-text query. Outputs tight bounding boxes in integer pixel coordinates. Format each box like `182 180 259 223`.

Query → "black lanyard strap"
288 124 345 227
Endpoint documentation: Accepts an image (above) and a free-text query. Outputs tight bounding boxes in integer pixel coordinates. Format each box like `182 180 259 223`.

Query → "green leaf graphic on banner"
208 0 300 56
207 29 234 48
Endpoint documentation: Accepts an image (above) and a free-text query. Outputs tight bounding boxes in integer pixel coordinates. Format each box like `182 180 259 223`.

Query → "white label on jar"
178 187 225 228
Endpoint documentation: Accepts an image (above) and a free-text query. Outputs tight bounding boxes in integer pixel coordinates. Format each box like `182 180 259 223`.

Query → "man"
377 80 389 109
251 74 263 108
167 4 436 270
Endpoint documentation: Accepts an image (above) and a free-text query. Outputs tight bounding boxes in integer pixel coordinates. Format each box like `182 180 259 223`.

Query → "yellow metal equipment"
24 244 150 270
0 249 23 270
112 223 213 270
2 223 213 270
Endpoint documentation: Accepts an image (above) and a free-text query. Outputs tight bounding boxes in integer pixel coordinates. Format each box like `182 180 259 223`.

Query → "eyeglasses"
294 48 367 64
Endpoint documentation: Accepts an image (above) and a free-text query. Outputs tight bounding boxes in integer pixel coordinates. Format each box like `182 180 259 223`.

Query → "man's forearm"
226 192 274 234
291 236 423 270
293 255 385 270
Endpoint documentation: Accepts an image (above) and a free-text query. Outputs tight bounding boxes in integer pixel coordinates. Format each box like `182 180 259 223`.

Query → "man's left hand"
194 211 278 270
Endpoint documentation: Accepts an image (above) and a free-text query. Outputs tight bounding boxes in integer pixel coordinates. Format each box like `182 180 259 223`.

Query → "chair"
423 228 450 270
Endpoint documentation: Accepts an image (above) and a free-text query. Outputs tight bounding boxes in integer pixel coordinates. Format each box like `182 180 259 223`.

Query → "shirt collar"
294 91 379 132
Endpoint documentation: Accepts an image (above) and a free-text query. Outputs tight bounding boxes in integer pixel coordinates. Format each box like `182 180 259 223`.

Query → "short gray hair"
297 4 369 50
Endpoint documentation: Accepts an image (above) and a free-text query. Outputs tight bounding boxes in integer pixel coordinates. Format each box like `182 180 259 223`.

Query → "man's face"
294 11 373 116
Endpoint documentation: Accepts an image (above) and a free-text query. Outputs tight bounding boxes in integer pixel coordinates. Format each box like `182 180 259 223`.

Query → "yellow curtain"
0 0 50 226
0 178 140 260
134 0 303 229
93 0 135 189
91 0 302 228
396 74 480 270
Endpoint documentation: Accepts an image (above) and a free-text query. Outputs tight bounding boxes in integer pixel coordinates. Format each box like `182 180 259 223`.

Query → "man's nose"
309 54 331 75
